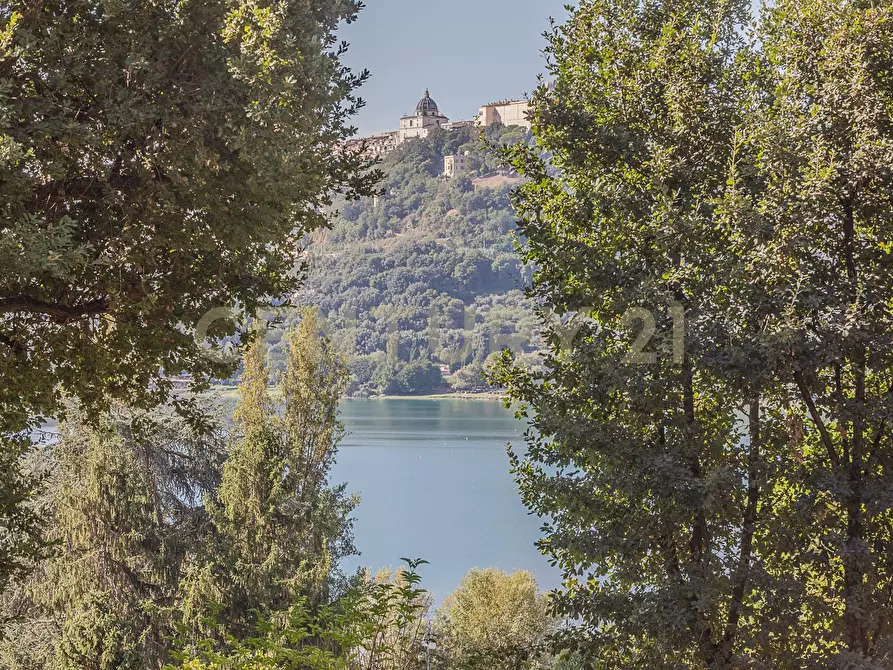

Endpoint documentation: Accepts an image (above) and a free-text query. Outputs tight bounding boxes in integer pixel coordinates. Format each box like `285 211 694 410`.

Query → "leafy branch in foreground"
166 559 431 670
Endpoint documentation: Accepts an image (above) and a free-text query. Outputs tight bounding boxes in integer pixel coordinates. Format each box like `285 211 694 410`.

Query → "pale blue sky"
339 0 572 137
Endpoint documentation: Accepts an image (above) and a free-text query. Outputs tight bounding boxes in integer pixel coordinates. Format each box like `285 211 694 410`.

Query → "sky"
338 0 572 137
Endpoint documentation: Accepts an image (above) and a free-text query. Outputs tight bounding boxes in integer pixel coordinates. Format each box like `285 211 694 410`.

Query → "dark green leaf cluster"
0 0 376 432
167 558 432 670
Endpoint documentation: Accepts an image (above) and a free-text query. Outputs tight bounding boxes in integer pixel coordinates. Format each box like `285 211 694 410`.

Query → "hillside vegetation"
269 124 540 396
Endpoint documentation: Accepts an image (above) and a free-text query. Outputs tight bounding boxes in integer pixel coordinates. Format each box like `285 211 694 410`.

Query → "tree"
0 403 226 669
0 434 44 626
550 651 584 670
0 0 374 598
494 0 893 667
350 561 431 670
395 359 442 396
724 0 893 661
433 569 555 670
0 0 375 427
191 309 356 637
1 311 357 665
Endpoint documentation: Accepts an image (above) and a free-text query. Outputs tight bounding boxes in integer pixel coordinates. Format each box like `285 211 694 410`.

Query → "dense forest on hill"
265 124 541 396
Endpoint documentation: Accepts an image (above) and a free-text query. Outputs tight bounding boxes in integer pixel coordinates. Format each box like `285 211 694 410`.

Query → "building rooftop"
416 88 439 114
482 98 527 107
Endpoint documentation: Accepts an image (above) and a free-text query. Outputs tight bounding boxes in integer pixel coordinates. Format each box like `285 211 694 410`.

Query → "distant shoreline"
371 392 504 401
207 386 504 402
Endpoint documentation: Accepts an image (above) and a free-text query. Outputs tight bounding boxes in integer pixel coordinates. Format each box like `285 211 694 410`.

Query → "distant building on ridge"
342 89 531 164
443 153 469 178
443 119 475 131
398 89 449 144
477 99 531 129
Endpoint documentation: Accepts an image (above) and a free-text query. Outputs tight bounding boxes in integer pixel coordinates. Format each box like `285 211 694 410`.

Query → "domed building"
398 89 449 145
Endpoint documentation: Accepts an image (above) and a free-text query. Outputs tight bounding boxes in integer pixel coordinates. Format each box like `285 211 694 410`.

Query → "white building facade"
398 89 449 144
477 99 531 129
443 154 468 177
342 89 530 160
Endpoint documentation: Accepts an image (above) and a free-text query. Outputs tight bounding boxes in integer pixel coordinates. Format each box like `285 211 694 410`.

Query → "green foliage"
0 434 44 619
433 568 555 670
272 126 540 396
393 360 442 396
726 1 893 662
0 315 355 666
495 0 893 667
349 560 431 670
0 402 226 668
0 0 374 427
188 309 357 638
166 559 431 670
0 0 375 602
169 601 356 670
57 592 143 670
550 651 585 670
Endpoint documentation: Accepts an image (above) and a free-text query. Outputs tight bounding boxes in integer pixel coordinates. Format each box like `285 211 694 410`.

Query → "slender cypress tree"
190 309 355 637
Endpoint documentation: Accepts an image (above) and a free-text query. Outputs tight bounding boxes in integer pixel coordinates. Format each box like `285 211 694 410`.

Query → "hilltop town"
344 89 530 175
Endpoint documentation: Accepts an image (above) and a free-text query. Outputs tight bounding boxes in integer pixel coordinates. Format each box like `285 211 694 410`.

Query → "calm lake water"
333 398 560 602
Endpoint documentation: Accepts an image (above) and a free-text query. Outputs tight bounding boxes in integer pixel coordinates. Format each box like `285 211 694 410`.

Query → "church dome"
416 89 439 115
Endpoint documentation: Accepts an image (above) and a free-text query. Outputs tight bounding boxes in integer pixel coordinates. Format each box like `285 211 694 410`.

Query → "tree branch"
0 333 24 355
720 391 762 663
0 296 108 322
867 419 886 466
793 365 841 472
34 174 151 201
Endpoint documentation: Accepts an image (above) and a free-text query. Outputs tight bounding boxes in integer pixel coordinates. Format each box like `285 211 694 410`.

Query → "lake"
333 398 560 602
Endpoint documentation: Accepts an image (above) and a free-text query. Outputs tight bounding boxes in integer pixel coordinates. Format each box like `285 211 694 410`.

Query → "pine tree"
0 434 44 630
1 313 357 665
0 404 225 669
